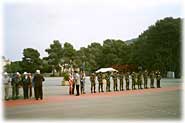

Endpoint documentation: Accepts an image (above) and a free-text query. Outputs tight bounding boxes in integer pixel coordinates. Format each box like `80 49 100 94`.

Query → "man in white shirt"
74 71 80 96
3 72 11 100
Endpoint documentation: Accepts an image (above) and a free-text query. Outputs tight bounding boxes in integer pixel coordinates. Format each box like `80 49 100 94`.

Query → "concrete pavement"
3 78 182 120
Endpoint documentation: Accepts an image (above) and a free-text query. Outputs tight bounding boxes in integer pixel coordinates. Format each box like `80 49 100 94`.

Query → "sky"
2 0 183 61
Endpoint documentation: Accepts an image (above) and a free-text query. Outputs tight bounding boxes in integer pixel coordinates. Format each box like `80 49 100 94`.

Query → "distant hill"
125 38 137 45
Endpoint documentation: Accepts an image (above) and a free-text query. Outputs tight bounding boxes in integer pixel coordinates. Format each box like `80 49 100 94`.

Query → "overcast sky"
3 0 182 61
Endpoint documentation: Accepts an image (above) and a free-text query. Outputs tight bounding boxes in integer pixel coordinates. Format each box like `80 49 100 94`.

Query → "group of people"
67 70 161 96
3 69 162 100
89 70 161 93
68 71 86 96
3 70 45 101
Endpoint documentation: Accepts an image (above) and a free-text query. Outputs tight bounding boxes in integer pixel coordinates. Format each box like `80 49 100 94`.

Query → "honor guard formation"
3 69 161 100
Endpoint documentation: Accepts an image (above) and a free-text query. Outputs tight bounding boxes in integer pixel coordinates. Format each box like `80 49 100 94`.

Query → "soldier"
156 71 161 88
118 71 124 91
137 71 143 89
97 72 104 92
22 72 31 99
131 72 136 90
90 73 96 93
125 72 130 90
28 73 32 98
80 71 86 94
33 70 45 100
150 71 155 88
11 72 21 99
105 72 111 92
143 70 148 89
112 71 118 91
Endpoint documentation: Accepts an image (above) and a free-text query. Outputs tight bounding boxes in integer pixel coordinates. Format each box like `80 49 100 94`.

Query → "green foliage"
5 61 23 73
130 17 181 77
21 48 42 73
62 72 69 81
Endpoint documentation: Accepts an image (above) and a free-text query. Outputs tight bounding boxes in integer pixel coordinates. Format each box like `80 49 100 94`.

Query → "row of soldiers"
90 70 161 93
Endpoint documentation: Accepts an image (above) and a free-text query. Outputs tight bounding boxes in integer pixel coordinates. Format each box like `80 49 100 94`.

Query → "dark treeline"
5 17 182 78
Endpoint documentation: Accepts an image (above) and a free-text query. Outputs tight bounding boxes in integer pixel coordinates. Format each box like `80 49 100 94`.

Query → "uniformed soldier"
80 71 86 94
149 71 155 88
22 72 31 99
112 71 118 91
118 71 124 91
156 71 161 88
125 72 130 90
97 72 104 92
11 72 21 99
105 72 111 92
137 71 143 89
33 70 45 100
143 70 148 89
90 73 96 93
131 72 136 90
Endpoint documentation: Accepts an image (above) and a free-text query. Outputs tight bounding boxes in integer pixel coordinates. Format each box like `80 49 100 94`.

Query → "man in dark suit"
33 70 45 100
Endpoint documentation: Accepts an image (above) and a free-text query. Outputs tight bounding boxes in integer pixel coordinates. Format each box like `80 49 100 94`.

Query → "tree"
21 48 42 73
130 17 181 77
63 42 76 65
45 40 63 76
5 61 23 73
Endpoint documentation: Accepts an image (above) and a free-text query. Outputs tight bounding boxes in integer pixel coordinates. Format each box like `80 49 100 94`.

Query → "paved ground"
3 78 182 121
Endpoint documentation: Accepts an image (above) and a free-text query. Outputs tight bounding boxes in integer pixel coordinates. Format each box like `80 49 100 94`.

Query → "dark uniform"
11 73 21 99
143 70 148 89
22 74 31 99
131 72 136 90
150 71 155 88
80 72 85 94
112 72 118 91
156 71 161 88
125 72 130 90
90 73 96 93
97 73 103 92
105 72 111 92
28 73 32 98
137 71 143 89
33 73 45 100
118 72 124 91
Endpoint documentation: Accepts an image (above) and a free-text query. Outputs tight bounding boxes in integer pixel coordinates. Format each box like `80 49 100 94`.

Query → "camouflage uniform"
105 72 111 92
137 71 143 89
156 71 161 88
11 74 21 99
112 72 118 91
143 70 148 89
150 71 155 88
90 73 96 93
131 72 136 90
118 72 124 91
125 72 130 90
97 73 104 92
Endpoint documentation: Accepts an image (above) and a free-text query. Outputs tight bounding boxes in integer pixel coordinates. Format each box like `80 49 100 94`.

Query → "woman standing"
69 73 74 95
